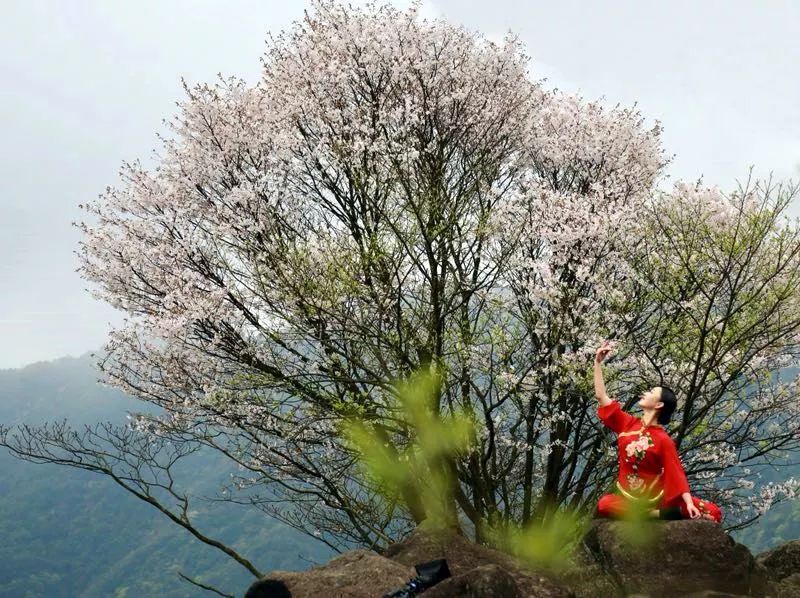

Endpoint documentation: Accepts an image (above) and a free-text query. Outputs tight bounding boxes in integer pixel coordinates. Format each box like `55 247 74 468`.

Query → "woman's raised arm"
593 341 614 408
594 341 637 432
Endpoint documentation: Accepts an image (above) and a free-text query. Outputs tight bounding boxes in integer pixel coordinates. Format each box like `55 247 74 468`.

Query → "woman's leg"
678 496 723 523
598 493 665 519
657 505 683 520
596 493 629 519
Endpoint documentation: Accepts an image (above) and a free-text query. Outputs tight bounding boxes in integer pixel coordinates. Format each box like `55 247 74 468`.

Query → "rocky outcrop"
245 520 800 597
250 549 414 597
247 520 576 597
757 540 800 583
771 574 800 598
581 519 773 597
422 563 522 597
756 540 800 597
381 521 573 597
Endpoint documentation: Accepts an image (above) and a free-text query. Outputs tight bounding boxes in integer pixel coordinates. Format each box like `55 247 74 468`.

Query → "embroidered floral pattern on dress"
626 472 645 490
625 433 653 461
623 429 655 494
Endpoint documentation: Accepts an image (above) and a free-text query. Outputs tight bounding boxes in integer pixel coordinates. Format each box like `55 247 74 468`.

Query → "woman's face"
637 386 664 411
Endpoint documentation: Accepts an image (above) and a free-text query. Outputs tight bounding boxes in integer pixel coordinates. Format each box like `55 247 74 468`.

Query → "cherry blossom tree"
2 2 798 588
605 172 800 531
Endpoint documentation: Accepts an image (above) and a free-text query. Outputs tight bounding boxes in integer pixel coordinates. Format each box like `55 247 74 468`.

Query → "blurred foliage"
483 503 589 575
343 365 665 575
343 366 473 531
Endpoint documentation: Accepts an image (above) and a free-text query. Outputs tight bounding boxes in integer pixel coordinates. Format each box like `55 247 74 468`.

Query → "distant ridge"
0 349 334 597
0 347 100 373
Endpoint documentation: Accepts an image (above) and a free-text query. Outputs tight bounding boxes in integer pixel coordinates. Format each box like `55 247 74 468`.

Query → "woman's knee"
680 497 723 523
698 499 723 523
596 493 626 518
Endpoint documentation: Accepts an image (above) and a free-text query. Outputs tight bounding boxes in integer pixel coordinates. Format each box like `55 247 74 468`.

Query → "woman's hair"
657 386 678 425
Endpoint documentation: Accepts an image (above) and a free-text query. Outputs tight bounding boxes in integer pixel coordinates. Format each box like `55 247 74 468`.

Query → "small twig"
297 552 324 568
176 570 235 597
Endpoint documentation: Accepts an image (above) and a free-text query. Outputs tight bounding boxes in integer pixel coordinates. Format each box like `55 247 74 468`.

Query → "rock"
381 520 573 597
757 540 800 583
683 592 752 597
756 541 800 598
252 549 414 598
781 572 800 586
775 573 800 598
582 519 770 597
774 573 800 598
422 563 522 597
245 521 800 598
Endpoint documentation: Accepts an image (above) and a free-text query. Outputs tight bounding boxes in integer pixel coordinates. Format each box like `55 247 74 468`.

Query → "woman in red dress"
593 340 723 523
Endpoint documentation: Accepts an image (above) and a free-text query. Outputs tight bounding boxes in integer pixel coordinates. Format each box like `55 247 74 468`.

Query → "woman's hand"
685 502 701 519
595 340 615 364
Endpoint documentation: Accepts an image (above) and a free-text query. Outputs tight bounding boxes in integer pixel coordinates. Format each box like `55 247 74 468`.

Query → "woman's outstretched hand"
595 340 615 364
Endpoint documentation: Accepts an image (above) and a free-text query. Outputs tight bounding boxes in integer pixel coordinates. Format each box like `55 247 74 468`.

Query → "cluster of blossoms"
689 443 739 468
750 478 800 515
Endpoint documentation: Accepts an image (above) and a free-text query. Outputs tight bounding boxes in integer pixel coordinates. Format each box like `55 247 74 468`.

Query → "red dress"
595 400 723 523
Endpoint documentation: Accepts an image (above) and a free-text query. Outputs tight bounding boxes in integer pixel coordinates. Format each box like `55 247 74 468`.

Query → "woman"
593 340 722 523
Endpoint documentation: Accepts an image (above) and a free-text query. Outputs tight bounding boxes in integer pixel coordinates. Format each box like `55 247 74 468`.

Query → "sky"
1 0 798 370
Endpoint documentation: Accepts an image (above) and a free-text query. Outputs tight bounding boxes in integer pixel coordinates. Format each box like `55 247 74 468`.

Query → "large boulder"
246 521 586 598
773 573 800 598
422 563 522 597
381 520 574 597
756 540 800 583
249 549 414 597
582 519 772 597
756 540 800 598
681 593 752 597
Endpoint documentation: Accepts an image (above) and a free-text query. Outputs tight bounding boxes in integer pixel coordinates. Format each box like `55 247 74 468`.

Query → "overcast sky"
1 0 798 370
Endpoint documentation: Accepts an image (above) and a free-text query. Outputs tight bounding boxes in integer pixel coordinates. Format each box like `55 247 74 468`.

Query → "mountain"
0 352 335 597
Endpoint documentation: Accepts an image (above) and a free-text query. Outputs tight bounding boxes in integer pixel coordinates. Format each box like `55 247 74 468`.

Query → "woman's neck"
640 410 660 428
